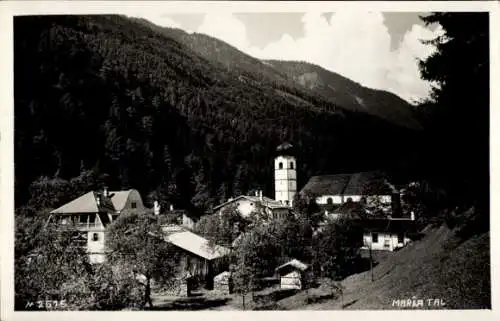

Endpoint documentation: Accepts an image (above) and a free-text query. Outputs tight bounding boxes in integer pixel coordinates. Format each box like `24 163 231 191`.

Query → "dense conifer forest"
15 15 421 215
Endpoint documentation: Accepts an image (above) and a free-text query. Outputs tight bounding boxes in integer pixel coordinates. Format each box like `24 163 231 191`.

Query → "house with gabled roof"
48 187 147 263
212 190 291 221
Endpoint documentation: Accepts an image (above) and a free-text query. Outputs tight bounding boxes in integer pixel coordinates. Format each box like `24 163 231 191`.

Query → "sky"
129 11 443 103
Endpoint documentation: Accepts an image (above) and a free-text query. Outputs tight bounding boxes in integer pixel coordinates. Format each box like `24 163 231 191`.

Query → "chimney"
255 190 259 197
154 201 161 215
410 211 415 221
169 204 174 211
96 195 101 207
259 190 263 201
103 186 108 198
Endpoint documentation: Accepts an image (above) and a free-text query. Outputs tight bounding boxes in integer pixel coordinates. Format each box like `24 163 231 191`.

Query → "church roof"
300 171 394 197
276 142 293 151
301 174 351 196
276 142 295 156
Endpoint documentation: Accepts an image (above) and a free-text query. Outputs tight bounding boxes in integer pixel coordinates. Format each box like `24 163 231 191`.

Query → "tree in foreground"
15 216 92 310
312 218 363 280
417 13 489 216
106 211 179 308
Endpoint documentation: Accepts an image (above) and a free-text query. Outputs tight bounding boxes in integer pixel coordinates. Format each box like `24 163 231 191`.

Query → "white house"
212 191 291 221
48 187 147 263
212 143 297 221
360 218 415 251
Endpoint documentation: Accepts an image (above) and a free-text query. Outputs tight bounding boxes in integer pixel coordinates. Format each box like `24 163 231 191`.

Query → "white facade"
280 271 302 290
316 194 392 205
366 195 392 204
274 155 296 206
316 195 343 205
233 198 256 218
217 197 289 220
87 230 106 263
362 231 411 251
342 195 363 203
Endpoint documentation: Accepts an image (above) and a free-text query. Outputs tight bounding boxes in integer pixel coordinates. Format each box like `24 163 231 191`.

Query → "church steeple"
274 143 296 207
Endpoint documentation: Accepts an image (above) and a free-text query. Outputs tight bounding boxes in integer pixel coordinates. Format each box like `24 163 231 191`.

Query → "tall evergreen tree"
418 13 489 212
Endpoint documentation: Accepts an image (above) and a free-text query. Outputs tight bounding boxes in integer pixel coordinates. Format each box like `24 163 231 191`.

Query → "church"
213 142 400 220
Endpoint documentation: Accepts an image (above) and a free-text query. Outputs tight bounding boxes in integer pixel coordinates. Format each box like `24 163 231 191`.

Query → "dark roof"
301 174 352 196
300 171 395 196
343 171 394 195
353 218 417 233
276 142 295 156
276 142 293 152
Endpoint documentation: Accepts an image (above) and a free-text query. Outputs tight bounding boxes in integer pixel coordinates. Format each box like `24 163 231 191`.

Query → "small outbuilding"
275 259 311 290
213 271 233 295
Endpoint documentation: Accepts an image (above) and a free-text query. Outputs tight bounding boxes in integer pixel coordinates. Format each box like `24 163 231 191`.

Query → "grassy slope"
278 225 490 310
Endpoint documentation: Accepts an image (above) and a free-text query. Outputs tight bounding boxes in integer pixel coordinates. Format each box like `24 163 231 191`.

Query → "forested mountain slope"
14 15 420 215
266 60 422 130
133 17 421 130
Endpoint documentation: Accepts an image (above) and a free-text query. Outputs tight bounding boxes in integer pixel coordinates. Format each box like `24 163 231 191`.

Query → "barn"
159 225 230 289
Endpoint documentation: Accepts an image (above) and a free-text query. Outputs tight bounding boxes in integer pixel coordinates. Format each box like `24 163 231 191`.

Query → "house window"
372 233 379 243
290 162 294 169
279 162 283 169
327 197 333 205
92 233 99 242
131 202 137 209
398 233 404 244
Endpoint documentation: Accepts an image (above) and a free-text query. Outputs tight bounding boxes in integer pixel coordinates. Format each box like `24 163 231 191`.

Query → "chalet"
48 187 146 263
159 225 230 289
212 191 291 221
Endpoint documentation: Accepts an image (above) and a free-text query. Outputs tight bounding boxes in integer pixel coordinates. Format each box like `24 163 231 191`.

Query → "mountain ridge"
130 16 421 130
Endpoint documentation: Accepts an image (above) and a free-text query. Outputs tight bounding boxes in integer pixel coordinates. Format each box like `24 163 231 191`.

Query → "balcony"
74 222 103 231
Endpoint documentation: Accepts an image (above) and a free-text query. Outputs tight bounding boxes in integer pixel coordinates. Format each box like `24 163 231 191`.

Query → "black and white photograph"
1 0 498 318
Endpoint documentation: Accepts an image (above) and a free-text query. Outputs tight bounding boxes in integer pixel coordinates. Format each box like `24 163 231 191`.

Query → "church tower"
274 143 297 207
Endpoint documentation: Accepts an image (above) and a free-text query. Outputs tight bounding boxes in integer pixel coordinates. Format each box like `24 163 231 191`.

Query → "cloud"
197 12 250 50
120 8 193 33
193 11 442 103
133 11 442 102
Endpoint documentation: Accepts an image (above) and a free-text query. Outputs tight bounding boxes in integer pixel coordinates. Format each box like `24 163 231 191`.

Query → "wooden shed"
159 225 231 290
275 259 311 290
